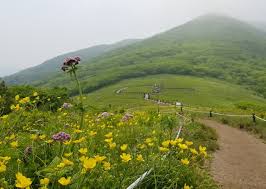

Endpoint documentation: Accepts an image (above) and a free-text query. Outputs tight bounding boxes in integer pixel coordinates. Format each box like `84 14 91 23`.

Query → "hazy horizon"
1 0 266 77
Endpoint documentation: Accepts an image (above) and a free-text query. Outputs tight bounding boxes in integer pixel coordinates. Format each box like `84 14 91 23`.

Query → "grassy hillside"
4 14 266 98
83 74 266 111
4 39 140 85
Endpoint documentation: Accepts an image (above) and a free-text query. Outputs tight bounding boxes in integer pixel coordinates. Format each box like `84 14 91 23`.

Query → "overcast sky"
1 0 266 77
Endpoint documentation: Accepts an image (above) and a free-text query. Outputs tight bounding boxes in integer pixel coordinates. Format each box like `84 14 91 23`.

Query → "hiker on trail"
144 93 150 100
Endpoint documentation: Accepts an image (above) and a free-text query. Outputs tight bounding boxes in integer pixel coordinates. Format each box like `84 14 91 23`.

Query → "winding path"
200 119 266 189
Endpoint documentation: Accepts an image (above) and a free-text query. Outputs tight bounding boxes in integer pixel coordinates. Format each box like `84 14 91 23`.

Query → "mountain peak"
192 13 247 26
196 13 235 20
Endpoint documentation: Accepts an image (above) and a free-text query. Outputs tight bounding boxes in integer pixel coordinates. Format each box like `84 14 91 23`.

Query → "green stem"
73 70 83 106
69 67 85 152
72 69 84 130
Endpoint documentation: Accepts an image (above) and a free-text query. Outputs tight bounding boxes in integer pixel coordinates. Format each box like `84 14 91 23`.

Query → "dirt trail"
200 119 266 189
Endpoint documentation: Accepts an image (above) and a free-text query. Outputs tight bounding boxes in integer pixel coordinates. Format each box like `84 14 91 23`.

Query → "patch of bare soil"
200 119 266 189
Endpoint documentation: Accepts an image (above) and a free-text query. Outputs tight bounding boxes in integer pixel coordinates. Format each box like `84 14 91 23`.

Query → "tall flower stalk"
62 57 85 130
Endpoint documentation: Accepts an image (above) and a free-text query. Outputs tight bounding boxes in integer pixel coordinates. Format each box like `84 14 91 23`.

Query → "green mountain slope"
4 39 140 85
84 74 266 110
5 14 266 97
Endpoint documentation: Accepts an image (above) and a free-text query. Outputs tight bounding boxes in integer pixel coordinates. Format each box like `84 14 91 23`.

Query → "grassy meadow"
82 74 266 142
84 74 266 111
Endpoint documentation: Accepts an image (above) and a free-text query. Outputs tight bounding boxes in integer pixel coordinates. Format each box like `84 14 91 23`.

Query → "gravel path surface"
200 119 266 189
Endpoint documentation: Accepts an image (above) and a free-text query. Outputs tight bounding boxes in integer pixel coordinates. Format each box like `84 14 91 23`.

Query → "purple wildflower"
121 113 133 122
52 131 71 142
61 56 81 72
74 56 81 62
62 102 73 109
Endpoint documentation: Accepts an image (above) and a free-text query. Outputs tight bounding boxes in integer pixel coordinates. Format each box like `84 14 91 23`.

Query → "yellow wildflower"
45 140 53 144
0 156 11 162
58 177 71 186
17 159 22 164
181 158 190 165
10 104 16 110
120 144 128 151
79 156 87 162
170 140 178 146
109 142 116 149
178 143 188 150
40 178 50 185
185 141 193 146
19 97 30 104
0 163 6 173
88 131 97 136
105 132 113 138
64 152 73 157
15 104 20 111
162 140 170 148
147 142 154 147
39 134 46 140
184 183 191 189
83 158 97 171
10 141 19 148
15 172 32 188
199 145 207 157
104 138 113 143
136 154 144 162
137 144 146 149
1 115 8 119
120 153 132 163
79 148 88 155
30 134 38 140
14 104 22 111
15 95 20 101
145 138 153 144
63 140 71 145
102 161 111 171
73 137 86 144
57 163 65 168
62 158 74 166
176 138 183 143
159 147 169 152
9 134 16 140
33 92 38 97
74 129 83 133
24 97 30 102
190 148 198 155
94 155 106 162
